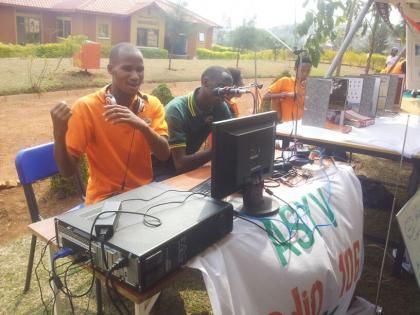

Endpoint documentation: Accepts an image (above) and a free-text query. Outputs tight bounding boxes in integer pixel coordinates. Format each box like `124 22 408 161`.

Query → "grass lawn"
0 57 365 96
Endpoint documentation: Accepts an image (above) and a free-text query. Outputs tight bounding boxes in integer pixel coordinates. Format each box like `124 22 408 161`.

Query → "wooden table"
27 168 209 315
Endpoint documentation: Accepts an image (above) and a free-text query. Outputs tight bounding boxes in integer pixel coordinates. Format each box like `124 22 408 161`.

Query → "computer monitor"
211 111 279 216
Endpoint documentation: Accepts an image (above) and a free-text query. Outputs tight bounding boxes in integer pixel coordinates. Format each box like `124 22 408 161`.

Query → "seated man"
165 66 233 174
263 56 312 122
50 43 170 205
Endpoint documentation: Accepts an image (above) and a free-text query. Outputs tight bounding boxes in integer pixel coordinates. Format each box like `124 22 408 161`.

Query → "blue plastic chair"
15 142 85 292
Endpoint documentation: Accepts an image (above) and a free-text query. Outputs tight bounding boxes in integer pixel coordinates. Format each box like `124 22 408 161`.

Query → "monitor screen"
211 111 278 216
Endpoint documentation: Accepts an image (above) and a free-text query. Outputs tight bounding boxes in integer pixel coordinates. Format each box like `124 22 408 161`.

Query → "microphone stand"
292 49 305 141
251 50 264 114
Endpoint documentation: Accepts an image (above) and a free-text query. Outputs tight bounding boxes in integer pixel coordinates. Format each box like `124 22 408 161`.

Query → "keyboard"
190 178 212 196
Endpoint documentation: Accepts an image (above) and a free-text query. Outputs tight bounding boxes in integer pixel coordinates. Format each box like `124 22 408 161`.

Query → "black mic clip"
250 83 264 89
293 48 306 55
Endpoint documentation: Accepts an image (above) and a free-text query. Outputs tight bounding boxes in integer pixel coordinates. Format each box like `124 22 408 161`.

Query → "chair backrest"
15 142 58 185
15 142 85 222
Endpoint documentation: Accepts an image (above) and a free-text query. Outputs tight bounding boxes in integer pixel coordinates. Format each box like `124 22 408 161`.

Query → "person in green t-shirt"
165 66 233 174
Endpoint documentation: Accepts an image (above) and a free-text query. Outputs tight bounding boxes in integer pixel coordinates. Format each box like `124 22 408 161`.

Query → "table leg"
134 292 160 315
96 279 103 315
47 245 61 315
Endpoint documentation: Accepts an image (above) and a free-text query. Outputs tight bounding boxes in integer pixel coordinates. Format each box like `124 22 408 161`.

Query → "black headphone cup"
133 100 140 114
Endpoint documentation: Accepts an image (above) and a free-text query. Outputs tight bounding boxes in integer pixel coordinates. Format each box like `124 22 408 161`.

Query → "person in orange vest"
50 43 170 204
390 59 406 75
263 55 312 122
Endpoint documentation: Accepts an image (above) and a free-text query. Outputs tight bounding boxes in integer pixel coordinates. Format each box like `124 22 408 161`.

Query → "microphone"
293 49 306 55
212 87 250 96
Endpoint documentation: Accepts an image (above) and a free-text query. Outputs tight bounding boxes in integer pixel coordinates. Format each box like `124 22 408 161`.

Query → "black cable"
47 277 58 315
110 271 131 315
142 192 205 226
121 189 204 204
34 236 55 314
233 212 296 245
100 238 129 315
52 258 76 315
105 272 125 315
250 91 257 114
120 128 136 192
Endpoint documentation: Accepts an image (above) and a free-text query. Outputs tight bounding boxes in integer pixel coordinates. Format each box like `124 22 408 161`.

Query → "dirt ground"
0 79 272 244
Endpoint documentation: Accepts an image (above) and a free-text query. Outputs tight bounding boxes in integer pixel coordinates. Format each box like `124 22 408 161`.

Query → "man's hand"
104 104 170 161
51 101 72 139
103 104 149 130
50 101 78 177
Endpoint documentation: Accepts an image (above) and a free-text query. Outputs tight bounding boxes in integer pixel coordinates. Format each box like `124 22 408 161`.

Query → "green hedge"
0 37 168 60
140 47 168 59
101 45 168 59
0 36 86 58
199 45 386 71
197 48 238 59
211 44 235 52
197 48 293 61
321 49 386 72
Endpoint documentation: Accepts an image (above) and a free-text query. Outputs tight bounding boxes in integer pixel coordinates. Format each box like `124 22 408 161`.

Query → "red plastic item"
73 41 101 70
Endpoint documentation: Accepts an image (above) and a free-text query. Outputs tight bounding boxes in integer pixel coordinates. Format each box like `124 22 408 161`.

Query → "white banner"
189 165 366 315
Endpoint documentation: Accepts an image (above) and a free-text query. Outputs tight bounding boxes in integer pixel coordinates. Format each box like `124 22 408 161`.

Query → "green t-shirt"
165 88 232 155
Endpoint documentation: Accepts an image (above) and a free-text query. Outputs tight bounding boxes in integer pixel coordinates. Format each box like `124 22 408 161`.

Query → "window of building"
137 28 159 47
97 23 110 39
57 18 71 38
198 32 205 43
16 15 41 44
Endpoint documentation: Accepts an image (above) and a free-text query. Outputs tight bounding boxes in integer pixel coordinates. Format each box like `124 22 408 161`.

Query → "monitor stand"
241 181 279 217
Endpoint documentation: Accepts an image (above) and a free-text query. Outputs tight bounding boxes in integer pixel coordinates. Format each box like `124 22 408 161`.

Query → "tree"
231 19 260 67
297 0 345 67
165 0 194 70
364 8 380 74
335 0 363 75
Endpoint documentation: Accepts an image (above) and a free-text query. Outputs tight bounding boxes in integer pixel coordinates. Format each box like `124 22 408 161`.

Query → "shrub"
101 44 112 58
211 44 235 52
151 84 174 106
321 49 336 63
139 47 168 59
50 155 89 197
197 48 239 60
371 54 386 72
0 36 86 58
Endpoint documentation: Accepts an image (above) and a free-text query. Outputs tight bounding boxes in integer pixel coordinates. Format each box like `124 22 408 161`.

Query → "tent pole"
325 0 375 78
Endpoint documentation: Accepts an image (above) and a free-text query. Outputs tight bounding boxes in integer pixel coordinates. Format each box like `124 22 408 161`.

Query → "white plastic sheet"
189 165 366 315
276 114 420 158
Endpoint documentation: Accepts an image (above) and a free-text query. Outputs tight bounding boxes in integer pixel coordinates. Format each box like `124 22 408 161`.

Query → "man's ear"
107 64 113 75
202 77 210 88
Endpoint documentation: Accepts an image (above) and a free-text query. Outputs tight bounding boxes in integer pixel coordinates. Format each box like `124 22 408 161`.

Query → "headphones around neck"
105 84 146 115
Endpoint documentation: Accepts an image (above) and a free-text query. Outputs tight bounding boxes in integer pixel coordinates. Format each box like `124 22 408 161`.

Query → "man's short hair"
201 66 232 84
109 42 143 64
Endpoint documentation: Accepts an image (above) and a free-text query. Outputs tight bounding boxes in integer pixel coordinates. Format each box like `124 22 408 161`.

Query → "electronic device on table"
55 182 233 292
192 111 278 217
